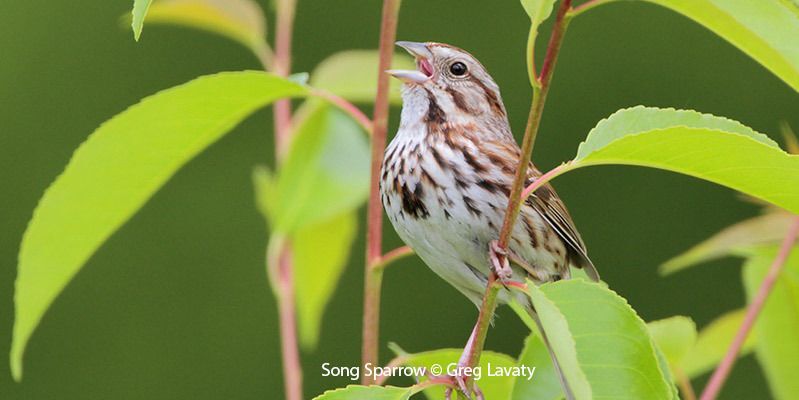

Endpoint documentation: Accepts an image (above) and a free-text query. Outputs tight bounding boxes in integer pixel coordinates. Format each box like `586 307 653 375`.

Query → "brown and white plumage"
381 41 598 307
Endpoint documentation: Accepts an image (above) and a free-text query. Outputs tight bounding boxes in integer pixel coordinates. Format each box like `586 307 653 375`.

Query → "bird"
381 41 599 398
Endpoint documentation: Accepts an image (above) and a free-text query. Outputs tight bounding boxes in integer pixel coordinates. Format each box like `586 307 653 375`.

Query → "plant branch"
273 0 297 160
464 275 501 387
270 2 301 400
501 0 572 253
676 368 697 400
522 0 573 163
568 0 618 17
464 0 574 383
374 355 410 385
700 216 799 400
371 245 414 270
362 0 402 384
311 89 374 134
521 163 570 200
275 241 303 400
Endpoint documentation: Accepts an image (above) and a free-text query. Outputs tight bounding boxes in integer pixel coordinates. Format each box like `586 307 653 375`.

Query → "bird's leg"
506 251 548 282
489 240 513 284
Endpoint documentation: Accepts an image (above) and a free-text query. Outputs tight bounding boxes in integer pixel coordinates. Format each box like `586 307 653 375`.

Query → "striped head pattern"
387 41 512 140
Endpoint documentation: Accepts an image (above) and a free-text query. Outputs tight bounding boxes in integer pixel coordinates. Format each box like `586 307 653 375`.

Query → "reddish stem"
700 216 799 400
270 1 301 399
276 243 303 400
569 0 615 16
497 0 572 250
361 0 401 384
464 275 500 376
521 163 569 200
312 89 374 134
273 0 297 160
464 1 574 389
366 0 399 266
372 245 413 270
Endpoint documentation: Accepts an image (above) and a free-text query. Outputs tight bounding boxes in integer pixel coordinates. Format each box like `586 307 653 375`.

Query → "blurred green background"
1 0 797 398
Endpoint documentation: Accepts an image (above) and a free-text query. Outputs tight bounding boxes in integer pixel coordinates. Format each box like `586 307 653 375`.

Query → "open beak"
386 41 434 83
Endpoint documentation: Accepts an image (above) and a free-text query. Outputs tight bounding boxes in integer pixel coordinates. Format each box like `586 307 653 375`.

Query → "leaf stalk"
568 0 618 17
311 89 375 134
699 216 799 400
275 242 303 400
371 246 414 271
273 0 297 161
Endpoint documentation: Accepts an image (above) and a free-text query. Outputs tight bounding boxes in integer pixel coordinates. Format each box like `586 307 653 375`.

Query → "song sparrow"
382 41 599 398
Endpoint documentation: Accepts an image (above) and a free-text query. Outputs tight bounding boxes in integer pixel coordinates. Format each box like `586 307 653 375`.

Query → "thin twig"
520 0 573 168
271 1 301 399
521 163 569 200
675 368 697 400
416 376 457 391
361 268 385 385
276 242 303 400
312 89 374 134
273 0 297 160
372 246 414 270
464 0 574 388
374 355 410 386
700 216 799 400
362 0 402 384
464 275 500 376
568 0 618 17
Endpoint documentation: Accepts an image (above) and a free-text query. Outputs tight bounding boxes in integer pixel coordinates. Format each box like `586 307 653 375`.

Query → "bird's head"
387 41 508 124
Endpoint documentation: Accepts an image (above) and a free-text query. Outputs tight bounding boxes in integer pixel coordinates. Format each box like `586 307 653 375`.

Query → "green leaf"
511 333 562 400
390 346 517 400
661 210 795 275
680 308 756 378
310 50 415 105
274 102 369 233
313 385 417 400
647 316 697 374
252 165 278 227
520 0 557 86
143 0 270 62
566 106 799 214
575 106 776 159
253 101 367 349
293 212 357 349
11 71 307 380
742 248 799 399
781 121 799 154
640 0 799 92
132 0 154 41
527 279 677 400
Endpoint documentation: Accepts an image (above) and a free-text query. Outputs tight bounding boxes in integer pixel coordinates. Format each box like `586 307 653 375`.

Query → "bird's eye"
449 61 468 76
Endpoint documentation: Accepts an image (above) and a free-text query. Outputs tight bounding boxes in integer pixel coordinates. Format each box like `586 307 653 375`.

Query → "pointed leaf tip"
131 0 154 40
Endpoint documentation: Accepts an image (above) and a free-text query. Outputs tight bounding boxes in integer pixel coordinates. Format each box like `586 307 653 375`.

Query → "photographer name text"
321 362 537 382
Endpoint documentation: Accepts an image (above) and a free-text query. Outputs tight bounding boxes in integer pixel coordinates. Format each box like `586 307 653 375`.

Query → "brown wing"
525 165 600 281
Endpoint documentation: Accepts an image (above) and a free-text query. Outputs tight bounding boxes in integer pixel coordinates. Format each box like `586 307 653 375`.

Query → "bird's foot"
489 240 513 284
